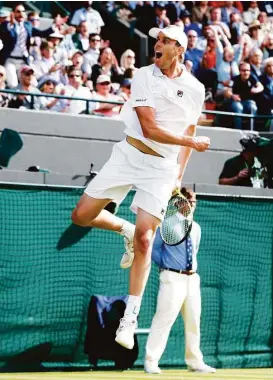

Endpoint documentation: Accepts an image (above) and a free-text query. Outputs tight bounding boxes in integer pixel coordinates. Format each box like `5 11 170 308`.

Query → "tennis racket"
160 189 193 246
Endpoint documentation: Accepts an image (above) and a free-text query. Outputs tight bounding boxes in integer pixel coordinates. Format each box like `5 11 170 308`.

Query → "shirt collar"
153 63 186 78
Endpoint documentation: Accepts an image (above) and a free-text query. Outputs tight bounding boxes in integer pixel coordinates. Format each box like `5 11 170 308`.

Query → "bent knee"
71 207 92 227
134 229 155 255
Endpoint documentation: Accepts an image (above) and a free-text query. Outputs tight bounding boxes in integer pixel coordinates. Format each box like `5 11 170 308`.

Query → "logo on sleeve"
136 98 147 102
177 90 183 98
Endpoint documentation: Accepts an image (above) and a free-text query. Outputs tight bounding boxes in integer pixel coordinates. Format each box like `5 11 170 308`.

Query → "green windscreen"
0 185 273 368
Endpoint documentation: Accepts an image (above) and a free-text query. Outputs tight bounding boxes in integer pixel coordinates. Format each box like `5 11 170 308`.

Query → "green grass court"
1 369 273 380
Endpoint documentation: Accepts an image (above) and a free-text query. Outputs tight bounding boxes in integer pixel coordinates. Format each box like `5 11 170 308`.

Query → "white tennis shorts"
84 139 180 220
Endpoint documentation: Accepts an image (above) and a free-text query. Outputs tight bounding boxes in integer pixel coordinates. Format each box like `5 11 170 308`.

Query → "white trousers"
145 270 204 368
5 58 26 88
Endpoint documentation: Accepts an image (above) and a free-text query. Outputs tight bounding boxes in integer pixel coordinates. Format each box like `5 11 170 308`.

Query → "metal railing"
1 88 272 130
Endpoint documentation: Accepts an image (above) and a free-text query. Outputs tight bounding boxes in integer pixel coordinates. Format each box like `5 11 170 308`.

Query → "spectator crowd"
0 1 272 129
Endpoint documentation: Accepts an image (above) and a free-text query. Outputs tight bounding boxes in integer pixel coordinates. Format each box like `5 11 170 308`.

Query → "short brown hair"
180 187 196 201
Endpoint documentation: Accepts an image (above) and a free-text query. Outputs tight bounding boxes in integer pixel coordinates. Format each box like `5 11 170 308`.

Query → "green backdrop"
0 185 273 369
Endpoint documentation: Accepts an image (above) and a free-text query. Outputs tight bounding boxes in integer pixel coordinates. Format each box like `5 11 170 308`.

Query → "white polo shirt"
120 64 205 160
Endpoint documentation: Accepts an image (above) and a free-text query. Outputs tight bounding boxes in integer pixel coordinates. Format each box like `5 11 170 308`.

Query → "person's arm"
219 168 250 185
177 124 196 184
135 107 209 151
251 81 264 94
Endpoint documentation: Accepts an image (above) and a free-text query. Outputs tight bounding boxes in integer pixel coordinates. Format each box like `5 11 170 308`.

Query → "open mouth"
155 51 163 59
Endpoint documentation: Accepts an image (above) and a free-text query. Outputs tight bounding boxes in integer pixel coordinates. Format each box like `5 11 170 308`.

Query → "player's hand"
237 168 250 179
191 136 210 152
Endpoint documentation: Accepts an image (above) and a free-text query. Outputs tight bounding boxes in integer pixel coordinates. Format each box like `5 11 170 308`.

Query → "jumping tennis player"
71 25 210 350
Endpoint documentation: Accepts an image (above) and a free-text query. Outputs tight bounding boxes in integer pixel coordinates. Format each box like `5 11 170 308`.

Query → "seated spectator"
219 136 270 187
153 4 171 29
0 9 10 24
229 12 248 45
0 3 65 88
221 1 240 25
225 62 263 129
195 53 218 99
72 21 90 52
248 20 263 49
243 1 260 26
202 34 217 70
258 57 273 116
262 33 273 59
38 76 68 112
181 9 201 36
0 65 9 107
91 47 123 87
165 1 186 24
64 66 98 114
120 49 137 73
249 47 263 81
8 65 42 110
192 1 210 25
34 41 62 82
28 11 42 61
48 31 68 66
118 78 131 102
82 33 101 77
214 28 243 98
184 30 203 74
123 67 138 79
258 12 273 40
93 74 123 117
208 7 231 39
70 1 104 34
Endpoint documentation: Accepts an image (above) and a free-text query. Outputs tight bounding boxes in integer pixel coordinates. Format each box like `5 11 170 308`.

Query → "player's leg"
144 271 187 373
115 208 160 349
182 274 216 373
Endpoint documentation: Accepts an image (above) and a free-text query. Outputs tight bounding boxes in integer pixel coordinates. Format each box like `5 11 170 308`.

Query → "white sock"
124 295 142 320
118 221 135 239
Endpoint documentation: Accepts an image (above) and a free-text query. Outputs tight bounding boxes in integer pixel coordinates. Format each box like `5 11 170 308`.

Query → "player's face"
154 32 183 69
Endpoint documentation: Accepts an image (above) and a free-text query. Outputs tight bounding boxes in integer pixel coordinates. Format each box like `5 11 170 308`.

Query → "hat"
49 30 64 39
249 20 261 30
38 76 59 88
240 135 271 151
20 65 34 75
149 25 188 50
96 74 111 84
121 78 132 87
180 9 191 18
0 9 10 18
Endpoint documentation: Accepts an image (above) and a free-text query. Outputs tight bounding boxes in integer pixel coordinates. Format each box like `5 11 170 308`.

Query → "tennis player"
145 188 216 374
71 25 210 350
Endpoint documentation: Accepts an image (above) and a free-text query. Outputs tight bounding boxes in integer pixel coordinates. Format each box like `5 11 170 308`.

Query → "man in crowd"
225 62 263 129
70 1 104 34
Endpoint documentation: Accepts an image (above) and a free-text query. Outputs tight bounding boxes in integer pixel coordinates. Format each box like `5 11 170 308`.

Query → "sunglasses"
69 74 81 78
29 18 40 22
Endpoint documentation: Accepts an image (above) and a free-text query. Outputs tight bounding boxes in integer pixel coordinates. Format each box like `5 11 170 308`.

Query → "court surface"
1 369 273 380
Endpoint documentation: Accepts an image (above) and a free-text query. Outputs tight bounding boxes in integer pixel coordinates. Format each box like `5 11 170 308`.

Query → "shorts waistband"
160 268 196 276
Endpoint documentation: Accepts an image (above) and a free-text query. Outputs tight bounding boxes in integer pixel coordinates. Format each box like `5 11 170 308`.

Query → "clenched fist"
191 136 210 152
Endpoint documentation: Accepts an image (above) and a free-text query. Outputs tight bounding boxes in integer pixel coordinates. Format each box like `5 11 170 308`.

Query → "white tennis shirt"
120 64 205 160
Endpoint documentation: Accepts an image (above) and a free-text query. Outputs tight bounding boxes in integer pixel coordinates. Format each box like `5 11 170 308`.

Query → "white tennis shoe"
120 226 135 269
144 360 162 374
188 363 216 373
115 317 137 349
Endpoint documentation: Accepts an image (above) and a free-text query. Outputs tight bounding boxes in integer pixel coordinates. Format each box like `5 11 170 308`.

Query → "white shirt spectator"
64 84 98 114
71 7 104 34
243 6 260 26
120 64 205 160
83 48 99 76
10 21 28 57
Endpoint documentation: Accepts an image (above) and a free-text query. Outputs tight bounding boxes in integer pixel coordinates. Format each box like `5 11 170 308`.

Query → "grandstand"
0 1 273 379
